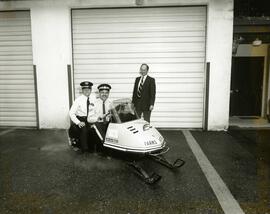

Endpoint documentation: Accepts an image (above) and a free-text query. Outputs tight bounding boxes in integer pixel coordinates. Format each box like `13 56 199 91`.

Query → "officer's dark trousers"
69 116 94 152
93 122 109 152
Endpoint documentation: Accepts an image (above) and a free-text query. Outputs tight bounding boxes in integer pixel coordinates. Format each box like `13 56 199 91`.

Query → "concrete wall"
206 0 234 130
0 0 234 130
31 6 72 128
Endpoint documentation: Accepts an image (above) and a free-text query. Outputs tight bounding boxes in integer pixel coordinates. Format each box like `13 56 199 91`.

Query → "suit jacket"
132 75 156 111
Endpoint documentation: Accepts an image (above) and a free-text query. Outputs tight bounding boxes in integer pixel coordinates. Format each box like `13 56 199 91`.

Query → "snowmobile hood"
104 119 165 153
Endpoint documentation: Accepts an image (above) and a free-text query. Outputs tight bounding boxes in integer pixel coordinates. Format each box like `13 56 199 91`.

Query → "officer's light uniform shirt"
88 98 112 122
69 94 96 125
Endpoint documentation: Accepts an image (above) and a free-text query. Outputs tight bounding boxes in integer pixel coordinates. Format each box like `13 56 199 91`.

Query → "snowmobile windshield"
110 98 139 123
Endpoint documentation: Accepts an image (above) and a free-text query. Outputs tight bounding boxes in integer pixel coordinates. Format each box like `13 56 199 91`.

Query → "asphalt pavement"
0 128 269 214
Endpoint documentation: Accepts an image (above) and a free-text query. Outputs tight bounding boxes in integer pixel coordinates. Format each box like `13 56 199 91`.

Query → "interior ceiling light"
252 38 262 46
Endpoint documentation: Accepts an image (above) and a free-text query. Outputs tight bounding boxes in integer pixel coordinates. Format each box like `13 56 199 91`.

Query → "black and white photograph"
0 0 270 213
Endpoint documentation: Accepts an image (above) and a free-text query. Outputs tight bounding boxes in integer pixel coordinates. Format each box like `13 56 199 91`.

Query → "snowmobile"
70 98 185 184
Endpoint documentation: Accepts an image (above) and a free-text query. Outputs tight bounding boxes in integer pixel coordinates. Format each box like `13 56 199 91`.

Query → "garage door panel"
0 31 31 37
1 117 35 122
74 83 204 94
73 24 205 34
0 121 36 127
0 35 32 41
0 93 35 98
158 83 204 91
155 100 203 106
0 11 36 127
77 75 204 83
156 97 203 103
0 97 35 103
155 92 203 98
0 11 30 18
0 41 32 47
74 52 205 59
74 13 205 19
74 80 204 89
0 55 33 61
73 23 205 32
74 13 205 20
157 78 204 84
0 111 36 117
156 105 202 111
74 43 205 52
76 72 204 79
73 36 205 45
96 91 203 98
73 31 205 39
74 58 204 65
73 14 205 24
0 24 31 31
74 63 204 72
153 116 202 122
0 91 35 97
72 9 206 21
0 65 33 72
0 79 34 85
0 85 36 90
73 17 205 25
0 73 34 79
0 46 32 52
0 60 33 66
72 7 206 128
0 102 36 108
151 122 202 128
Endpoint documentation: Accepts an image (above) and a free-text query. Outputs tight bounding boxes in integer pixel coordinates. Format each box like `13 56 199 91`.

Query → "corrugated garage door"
72 7 206 128
0 11 37 127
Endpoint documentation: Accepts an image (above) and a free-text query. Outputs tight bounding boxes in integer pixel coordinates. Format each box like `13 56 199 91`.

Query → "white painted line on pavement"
182 130 245 214
0 128 16 136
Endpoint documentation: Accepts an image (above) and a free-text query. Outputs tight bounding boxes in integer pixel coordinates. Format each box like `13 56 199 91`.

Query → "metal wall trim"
33 65 40 129
204 62 210 131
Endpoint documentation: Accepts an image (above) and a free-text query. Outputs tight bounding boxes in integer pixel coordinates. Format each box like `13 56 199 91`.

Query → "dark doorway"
230 57 264 116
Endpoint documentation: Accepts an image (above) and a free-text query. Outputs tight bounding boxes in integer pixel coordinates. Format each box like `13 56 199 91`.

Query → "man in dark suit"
132 63 156 122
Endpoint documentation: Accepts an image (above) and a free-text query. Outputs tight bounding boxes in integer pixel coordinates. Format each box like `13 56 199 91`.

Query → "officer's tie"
102 101 106 122
137 77 144 98
86 97 90 117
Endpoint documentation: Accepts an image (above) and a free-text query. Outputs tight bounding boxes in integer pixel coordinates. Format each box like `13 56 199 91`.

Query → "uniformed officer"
69 81 96 152
96 84 112 122
88 84 112 152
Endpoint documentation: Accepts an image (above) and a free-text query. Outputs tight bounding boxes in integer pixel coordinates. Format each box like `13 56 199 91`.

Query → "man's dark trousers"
136 109 151 123
69 116 93 152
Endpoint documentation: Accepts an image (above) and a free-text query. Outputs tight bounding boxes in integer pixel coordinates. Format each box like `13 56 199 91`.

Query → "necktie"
86 97 90 117
103 101 106 115
102 101 106 122
137 77 144 98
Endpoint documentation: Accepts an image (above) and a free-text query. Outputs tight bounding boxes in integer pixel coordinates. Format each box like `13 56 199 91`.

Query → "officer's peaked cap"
98 83 111 91
80 81 93 89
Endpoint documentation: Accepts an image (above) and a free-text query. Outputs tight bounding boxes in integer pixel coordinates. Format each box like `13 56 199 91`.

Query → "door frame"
233 44 269 117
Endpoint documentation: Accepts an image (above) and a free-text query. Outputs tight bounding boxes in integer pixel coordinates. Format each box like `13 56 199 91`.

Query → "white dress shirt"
69 94 96 125
93 98 113 122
